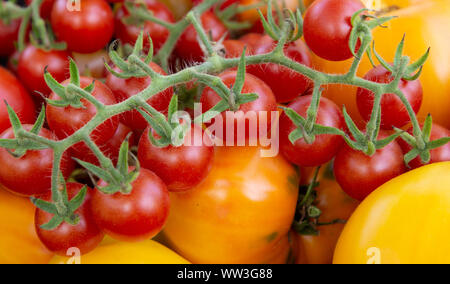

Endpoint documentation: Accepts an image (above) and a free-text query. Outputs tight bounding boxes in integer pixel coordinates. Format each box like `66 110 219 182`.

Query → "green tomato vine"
0 0 448 229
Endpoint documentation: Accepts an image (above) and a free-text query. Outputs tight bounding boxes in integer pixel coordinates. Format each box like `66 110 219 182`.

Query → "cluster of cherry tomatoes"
0 0 449 264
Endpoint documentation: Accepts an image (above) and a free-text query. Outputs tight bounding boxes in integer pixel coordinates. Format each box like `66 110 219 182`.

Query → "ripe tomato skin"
46 77 119 148
0 189 53 264
357 65 423 129
138 125 214 192
35 183 104 256
296 177 359 264
26 0 55 19
105 62 173 131
223 39 250 58
200 70 278 144
0 18 20 57
0 67 36 134
51 0 114 53
304 0 365 61
0 125 74 197
241 34 313 103
49 240 189 264
334 133 407 201
17 45 70 97
72 49 109 79
163 146 299 264
398 123 450 169
334 162 450 264
175 11 228 63
115 0 175 53
92 168 170 242
280 95 346 167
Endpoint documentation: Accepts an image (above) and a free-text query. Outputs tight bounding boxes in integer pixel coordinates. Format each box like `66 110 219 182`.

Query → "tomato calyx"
213 0 263 32
396 115 450 166
31 180 88 230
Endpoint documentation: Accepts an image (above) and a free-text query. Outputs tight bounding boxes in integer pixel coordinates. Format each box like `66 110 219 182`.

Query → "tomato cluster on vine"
0 0 448 261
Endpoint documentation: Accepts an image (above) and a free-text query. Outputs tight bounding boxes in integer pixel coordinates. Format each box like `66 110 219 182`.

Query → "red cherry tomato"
51 0 114 53
115 0 175 53
138 125 214 192
0 125 74 197
357 65 423 129
92 168 170 242
200 70 278 144
398 123 450 169
279 95 345 167
223 39 250 58
17 45 70 97
303 0 365 61
105 62 173 131
26 0 55 19
0 18 20 57
334 132 407 201
241 33 313 103
72 49 109 79
35 183 104 255
0 67 36 133
46 77 119 156
75 123 135 167
175 11 228 63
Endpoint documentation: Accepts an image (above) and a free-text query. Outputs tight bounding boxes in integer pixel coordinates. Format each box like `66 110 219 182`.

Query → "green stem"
186 11 215 57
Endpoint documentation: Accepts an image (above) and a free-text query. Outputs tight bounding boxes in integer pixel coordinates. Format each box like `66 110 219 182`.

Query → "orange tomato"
295 177 359 264
311 0 450 129
0 188 53 264
163 146 299 264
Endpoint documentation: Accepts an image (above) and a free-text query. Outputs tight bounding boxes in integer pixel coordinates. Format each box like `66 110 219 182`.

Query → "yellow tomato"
0 188 53 264
296 177 359 264
312 0 450 129
334 162 450 264
163 146 299 264
49 240 189 264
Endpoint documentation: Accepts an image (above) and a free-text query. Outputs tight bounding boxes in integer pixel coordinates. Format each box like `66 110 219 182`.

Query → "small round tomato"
163 146 299 264
0 125 74 197
0 18 20 57
105 62 173 131
304 0 365 61
138 125 214 192
51 0 114 53
295 176 359 264
115 0 175 53
334 132 407 201
46 77 119 155
72 49 109 79
280 95 346 167
17 45 70 97
357 65 423 129
26 0 55 19
175 11 228 63
398 122 450 169
92 168 170 242
241 34 312 103
200 70 277 145
223 39 250 58
0 67 36 133
75 123 135 167
35 183 104 256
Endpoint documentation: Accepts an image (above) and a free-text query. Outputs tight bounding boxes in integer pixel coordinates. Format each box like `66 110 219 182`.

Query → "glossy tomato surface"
17 45 70 97
51 0 114 53
0 67 36 133
334 162 450 264
0 189 53 264
163 146 299 264
0 125 74 197
0 18 20 57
